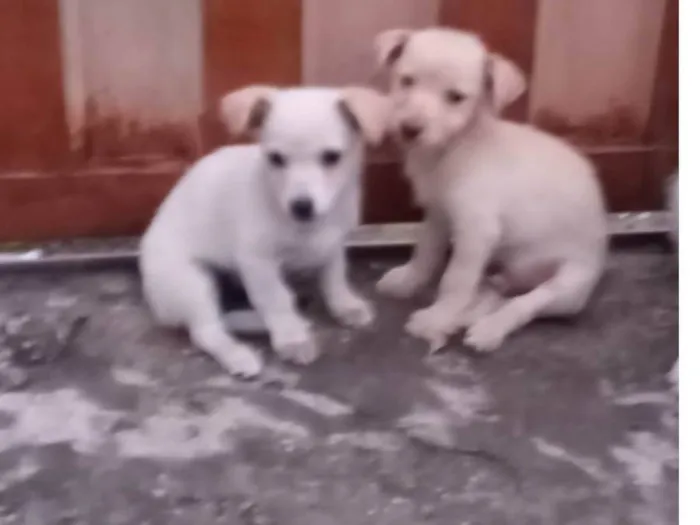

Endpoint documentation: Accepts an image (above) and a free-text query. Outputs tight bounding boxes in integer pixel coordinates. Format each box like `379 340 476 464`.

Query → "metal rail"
0 212 672 274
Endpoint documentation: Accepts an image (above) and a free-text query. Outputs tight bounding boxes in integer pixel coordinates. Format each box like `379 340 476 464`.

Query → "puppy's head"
375 28 526 149
221 86 389 223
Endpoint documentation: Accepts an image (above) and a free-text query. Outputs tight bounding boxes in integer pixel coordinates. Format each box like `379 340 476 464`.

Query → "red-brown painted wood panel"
0 164 182 242
645 0 678 207
201 0 303 151
0 1 69 171
647 0 678 146
530 0 667 146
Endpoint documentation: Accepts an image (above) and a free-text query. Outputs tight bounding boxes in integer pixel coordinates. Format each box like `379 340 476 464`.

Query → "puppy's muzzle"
400 123 423 142
289 197 315 222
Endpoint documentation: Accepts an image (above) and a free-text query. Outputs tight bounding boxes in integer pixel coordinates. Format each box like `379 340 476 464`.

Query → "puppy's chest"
405 155 445 207
277 226 343 270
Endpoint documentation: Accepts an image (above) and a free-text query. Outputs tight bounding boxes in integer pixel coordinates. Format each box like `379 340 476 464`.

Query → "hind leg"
464 262 601 353
142 257 263 377
462 281 506 328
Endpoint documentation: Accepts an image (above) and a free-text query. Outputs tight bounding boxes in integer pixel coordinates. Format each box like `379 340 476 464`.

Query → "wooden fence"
0 0 678 241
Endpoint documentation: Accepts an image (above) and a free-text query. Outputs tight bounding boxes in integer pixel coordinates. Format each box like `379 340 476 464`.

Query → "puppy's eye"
320 149 342 168
445 90 467 105
399 75 415 89
267 151 287 168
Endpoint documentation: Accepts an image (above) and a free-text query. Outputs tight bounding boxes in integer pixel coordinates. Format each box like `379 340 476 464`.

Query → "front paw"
406 306 459 351
330 294 375 328
463 316 506 353
218 344 264 378
376 264 424 298
270 317 319 365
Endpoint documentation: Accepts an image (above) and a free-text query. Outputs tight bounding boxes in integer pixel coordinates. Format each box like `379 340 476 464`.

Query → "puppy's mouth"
399 123 423 143
394 123 442 150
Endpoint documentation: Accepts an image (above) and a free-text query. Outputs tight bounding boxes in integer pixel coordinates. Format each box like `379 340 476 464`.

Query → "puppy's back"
492 121 604 217
447 120 607 262
141 145 260 253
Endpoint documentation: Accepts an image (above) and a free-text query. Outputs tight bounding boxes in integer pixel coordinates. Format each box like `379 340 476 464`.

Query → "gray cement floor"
0 246 677 524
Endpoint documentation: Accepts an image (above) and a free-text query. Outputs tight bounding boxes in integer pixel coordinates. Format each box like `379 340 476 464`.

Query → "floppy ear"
338 87 391 145
220 85 278 136
375 28 412 69
485 53 527 112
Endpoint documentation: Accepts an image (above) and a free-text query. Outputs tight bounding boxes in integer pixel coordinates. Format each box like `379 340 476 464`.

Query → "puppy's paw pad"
333 297 375 328
464 319 505 353
376 265 421 298
271 318 319 365
220 346 264 378
272 319 319 365
406 307 453 350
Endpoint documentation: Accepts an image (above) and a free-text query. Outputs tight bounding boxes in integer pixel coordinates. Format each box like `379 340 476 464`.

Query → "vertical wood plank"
59 0 87 154
302 0 439 86
204 0 302 98
530 0 667 145
60 0 204 161
647 0 678 146
202 0 302 150
646 0 678 207
440 0 539 121
0 1 69 171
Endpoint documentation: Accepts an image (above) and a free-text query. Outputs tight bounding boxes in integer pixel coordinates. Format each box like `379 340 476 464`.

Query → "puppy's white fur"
140 86 388 376
375 28 608 352
667 171 678 248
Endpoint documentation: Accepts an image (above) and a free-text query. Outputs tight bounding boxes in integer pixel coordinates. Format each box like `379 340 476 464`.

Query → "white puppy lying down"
374 28 608 352
140 86 388 377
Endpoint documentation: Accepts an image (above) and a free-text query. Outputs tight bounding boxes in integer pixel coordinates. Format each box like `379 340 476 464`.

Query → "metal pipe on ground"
0 212 675 336
0 212 673 274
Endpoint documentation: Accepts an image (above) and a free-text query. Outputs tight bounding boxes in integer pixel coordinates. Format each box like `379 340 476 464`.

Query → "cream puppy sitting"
374 28 608 352
140 86 388 377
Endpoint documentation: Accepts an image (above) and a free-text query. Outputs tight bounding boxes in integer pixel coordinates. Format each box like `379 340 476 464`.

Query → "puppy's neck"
448 111 496 152
406 113 496 168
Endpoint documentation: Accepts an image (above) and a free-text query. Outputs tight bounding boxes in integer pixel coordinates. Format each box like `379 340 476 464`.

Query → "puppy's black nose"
290 198 315 222
400 123 422 141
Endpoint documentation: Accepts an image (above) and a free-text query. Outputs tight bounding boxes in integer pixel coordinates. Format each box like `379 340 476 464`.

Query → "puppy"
374 28 608 352
140 86 388 377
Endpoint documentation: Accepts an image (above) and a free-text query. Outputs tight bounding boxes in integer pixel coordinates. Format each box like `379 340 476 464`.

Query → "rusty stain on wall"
59 0 203 161
534 105 644 146
82 103 199 162
530 0 667 139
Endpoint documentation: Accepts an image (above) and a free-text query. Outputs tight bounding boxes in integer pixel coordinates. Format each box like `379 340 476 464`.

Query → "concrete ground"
0 245 677 524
